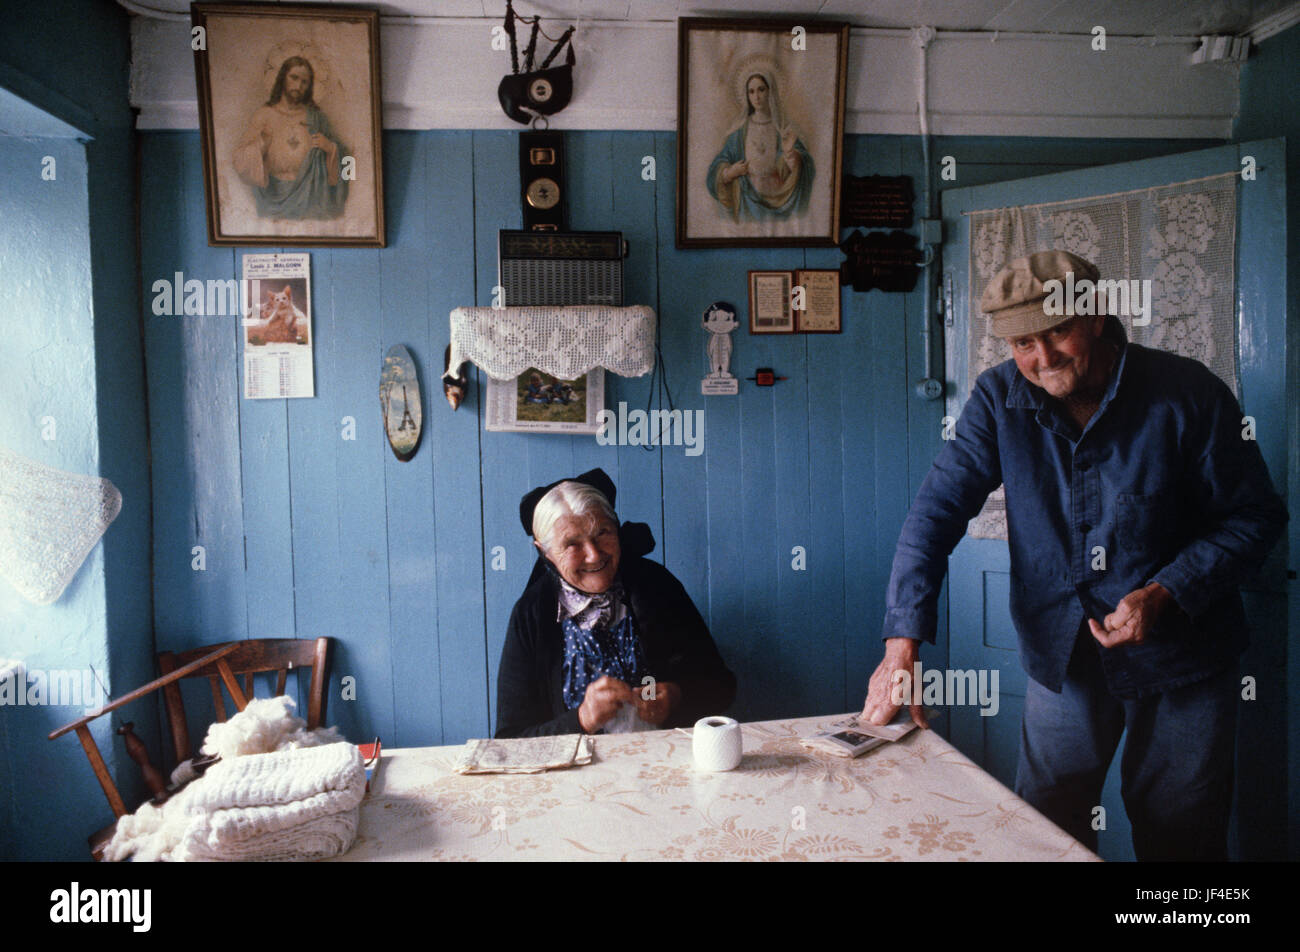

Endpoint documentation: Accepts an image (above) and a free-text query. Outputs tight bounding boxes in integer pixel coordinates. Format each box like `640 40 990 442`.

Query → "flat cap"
981 250 1100 338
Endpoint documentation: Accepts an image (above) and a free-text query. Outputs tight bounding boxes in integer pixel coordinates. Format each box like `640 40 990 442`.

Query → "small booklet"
801 728 889 758
800 710 934 758
454 734 595 775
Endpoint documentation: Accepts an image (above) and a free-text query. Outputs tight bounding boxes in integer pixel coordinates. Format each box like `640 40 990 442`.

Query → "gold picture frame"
192 3 385 247
676 17 849 248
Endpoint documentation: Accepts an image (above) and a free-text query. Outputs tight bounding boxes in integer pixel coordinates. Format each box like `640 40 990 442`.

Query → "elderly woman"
495 469 736 738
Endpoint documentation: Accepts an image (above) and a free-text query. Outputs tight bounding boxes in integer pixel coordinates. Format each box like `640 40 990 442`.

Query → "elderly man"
861 250 1287 861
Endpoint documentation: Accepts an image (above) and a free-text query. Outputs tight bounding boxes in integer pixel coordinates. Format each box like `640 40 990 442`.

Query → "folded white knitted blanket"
105 742 365 862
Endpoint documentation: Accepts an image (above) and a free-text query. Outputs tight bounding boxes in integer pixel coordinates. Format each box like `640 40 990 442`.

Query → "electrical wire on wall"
636 332 676 452
912 26 943 401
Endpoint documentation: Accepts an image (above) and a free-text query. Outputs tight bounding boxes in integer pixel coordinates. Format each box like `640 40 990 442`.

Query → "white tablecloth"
331 713 1099 862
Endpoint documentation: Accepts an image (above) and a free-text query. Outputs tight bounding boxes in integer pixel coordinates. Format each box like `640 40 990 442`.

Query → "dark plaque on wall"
839 229 922 293
520 130 567 232
841 175 914 229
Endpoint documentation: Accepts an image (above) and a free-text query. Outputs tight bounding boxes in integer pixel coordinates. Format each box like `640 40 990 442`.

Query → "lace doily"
448 306 656 381
0 445 122 604
965 173 1238 540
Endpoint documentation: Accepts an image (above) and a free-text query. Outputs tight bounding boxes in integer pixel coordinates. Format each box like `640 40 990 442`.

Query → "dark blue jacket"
883 316 1287 698
496 526 736 737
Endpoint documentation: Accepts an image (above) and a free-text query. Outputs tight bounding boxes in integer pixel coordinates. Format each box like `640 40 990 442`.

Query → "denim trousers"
1014 624 1238 861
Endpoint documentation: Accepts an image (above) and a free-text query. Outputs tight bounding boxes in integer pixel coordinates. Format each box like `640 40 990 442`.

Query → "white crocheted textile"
0 445 122 605
448 305 656 380
105 697 364 862
106 742 365 862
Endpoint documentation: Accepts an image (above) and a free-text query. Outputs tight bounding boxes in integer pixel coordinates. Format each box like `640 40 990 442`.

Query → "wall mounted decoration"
793 269 841 332
748 270 795 334
841 174 915 229
485 368 605 434
676 18 849 248
241 253 315 399
192 3 385 247
443 345 469 411
381 346 423 462
701 301 739 396
496 0 576 126
839 230 923 292
520 130 567 231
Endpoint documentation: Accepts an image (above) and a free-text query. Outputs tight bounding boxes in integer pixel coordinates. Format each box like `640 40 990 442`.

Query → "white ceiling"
126 0 1300 37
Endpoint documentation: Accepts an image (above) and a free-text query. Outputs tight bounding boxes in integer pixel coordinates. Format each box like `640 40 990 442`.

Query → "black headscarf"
518 469 655 587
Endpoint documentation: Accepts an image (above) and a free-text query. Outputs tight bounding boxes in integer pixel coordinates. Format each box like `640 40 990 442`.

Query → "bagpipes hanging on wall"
497 0 576 126
497 0 577 233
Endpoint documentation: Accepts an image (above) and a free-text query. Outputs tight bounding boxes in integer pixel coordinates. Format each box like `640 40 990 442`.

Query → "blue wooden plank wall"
138 129 1235 752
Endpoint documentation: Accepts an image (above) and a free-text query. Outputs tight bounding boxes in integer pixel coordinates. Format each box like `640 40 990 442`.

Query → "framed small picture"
676 17 849 248
794 268 841 333
748 270 795 334
484 368 606 434
192 3 385 247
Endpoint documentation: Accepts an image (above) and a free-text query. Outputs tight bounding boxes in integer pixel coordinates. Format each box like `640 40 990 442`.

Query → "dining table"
330 712 1100 862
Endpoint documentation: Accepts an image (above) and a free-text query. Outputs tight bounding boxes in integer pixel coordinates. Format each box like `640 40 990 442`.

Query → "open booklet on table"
455 734 595 774
800 709 939 758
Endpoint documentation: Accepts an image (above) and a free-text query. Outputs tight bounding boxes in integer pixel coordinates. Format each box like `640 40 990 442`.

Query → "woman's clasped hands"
577 676 681 732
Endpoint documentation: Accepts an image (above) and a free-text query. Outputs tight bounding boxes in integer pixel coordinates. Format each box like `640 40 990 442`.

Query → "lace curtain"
964 173 1238 540
448 305 656 381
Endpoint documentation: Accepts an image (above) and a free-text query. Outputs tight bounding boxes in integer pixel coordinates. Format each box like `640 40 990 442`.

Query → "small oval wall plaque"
381 345 423 462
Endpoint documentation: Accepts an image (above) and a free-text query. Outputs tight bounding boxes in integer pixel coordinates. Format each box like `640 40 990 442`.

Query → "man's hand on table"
578 676 636 733
862 637 929 729
1088 582 1175 648
633 681 680 726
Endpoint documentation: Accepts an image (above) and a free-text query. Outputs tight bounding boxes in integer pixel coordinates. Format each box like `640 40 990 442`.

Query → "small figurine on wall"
701 301 739 396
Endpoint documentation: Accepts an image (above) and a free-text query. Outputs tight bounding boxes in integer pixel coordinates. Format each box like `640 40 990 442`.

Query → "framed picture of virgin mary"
676 18 848 248
192 3 385 247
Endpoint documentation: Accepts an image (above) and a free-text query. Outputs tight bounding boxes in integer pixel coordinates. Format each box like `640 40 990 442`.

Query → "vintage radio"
497 230 626 307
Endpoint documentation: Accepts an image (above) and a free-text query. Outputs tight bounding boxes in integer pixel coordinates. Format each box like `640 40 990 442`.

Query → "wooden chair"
49 637 331 860
157 637 330 768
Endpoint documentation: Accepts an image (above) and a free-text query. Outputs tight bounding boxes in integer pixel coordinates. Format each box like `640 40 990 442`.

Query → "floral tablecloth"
330 713 1099 862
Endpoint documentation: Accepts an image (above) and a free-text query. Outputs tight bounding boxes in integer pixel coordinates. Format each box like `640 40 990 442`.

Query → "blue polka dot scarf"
559 581 645 710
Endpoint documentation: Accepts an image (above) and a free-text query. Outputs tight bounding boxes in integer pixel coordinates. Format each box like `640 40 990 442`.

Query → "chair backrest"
157 637 330 766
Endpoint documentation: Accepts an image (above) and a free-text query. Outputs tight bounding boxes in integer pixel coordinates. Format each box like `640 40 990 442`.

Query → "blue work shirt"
883 315 1287 698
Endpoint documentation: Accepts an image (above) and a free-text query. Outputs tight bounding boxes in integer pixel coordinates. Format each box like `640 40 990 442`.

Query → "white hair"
532 481 617 554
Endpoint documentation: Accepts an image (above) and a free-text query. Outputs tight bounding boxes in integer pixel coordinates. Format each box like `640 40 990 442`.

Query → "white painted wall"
131 17 1240 138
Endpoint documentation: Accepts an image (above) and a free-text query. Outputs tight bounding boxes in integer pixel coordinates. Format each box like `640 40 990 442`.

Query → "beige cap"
981 250 1100 338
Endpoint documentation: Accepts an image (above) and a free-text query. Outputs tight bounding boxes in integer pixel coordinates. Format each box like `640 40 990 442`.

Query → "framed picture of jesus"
192 3 385 247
